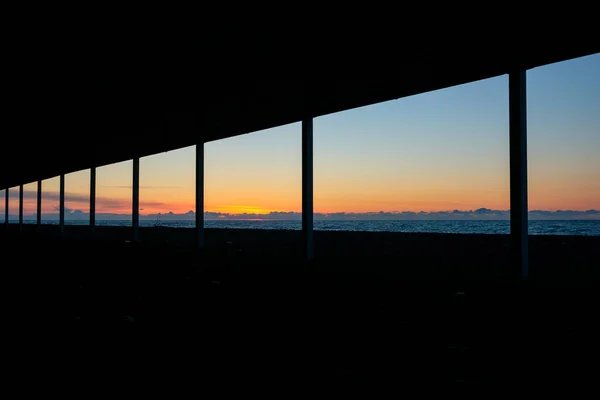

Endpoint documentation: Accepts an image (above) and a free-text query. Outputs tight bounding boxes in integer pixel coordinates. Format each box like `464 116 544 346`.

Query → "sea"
18 219 600 236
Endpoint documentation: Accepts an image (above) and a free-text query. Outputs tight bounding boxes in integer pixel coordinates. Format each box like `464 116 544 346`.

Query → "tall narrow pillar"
37 180 42 228
90 166 96 232
4 187 8 226
19 184 23 231
132 158 140 242
302 118 314 262
196 144 204 249
509 70 529 279
60 174 65 234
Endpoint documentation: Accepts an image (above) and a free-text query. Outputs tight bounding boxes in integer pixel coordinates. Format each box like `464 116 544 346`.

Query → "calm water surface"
18 219 600 235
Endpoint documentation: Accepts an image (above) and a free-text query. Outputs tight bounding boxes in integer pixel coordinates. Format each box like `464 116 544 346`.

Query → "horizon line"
5 208 600 222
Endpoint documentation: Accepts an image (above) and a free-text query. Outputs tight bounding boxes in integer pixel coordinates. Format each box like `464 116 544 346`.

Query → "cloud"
98 185 182 189
8 199 600 222
22 190 165 211
199 209 597 220
23 190 88 203
473 208 495 214
139 201 167 208
529 209 600 219
200 209 598 221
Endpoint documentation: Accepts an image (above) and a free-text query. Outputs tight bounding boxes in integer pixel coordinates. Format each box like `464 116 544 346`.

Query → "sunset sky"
1 53 598 219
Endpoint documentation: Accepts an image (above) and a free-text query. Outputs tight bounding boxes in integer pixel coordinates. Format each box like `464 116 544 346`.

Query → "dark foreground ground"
2 224 599 392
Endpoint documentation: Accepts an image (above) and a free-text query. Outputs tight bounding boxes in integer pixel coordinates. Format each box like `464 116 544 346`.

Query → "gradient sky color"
205 124 302 215
527 55 600 210
64 169 90 223
314 76 510 213
3 54 598 219
96 160 132 217
22 182 37 217
8 186 19 220
41 176 60 219
140 146 195 215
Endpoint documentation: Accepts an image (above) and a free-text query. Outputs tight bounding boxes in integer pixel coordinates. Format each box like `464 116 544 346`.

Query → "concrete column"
4 187 8 226
302 118 314 261
60 174 65 234
19 184 23 231
90 166 96 232
196 144 204 249
509 70 529 279
132 158 140 242
37 180 42 227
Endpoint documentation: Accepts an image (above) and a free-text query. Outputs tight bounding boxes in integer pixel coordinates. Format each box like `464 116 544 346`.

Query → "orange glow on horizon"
139 201 195 216
206 205 277 215
7 187 599 217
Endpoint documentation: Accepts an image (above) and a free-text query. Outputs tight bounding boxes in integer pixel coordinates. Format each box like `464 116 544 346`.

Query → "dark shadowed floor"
2 225 599 391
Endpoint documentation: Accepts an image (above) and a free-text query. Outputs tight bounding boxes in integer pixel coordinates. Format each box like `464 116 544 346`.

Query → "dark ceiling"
1 41 599 190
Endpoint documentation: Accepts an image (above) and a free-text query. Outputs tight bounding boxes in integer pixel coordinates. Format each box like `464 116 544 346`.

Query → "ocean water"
19 219 600 235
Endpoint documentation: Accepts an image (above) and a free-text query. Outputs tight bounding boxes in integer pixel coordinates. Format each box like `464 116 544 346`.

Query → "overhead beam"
509 70 529 279
3 48 599 190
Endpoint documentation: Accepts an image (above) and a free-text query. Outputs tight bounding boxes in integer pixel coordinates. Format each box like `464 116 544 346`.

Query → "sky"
1 53 598 220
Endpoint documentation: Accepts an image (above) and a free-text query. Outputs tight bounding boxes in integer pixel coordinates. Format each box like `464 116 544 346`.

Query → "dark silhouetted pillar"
60 174 65 234
19 184 23 231
302 118 314 262
132 157 140 242
90 166 96 232
4 188 8 226
509 70 529 279
37 180 42 227
196 144 204 249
